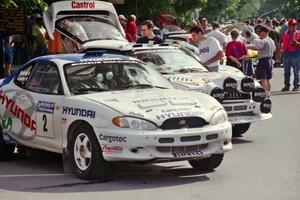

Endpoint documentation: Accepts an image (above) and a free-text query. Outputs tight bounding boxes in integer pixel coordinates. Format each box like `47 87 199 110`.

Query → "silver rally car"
0 52 232 180
131 44 272 137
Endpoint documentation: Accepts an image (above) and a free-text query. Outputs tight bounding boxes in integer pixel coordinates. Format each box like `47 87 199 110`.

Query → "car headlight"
112 117 157 130
210 109 228 125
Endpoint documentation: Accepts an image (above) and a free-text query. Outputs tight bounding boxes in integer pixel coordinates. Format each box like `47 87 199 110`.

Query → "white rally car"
131 44 272 137
0 52 232 180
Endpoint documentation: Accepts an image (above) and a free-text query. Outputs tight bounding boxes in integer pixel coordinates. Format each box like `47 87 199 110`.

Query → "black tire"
189 154 224 171
68 124 109 180
0 132 15 161
232 123 251 137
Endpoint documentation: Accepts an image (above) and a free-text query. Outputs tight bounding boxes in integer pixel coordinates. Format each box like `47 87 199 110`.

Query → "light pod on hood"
210 87 225 102
252 87 266 102
223 77 238 92
241 77 255 93
260 99 272 113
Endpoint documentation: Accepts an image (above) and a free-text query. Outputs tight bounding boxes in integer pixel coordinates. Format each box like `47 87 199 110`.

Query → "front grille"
160 117 208 130
157 143 208 153
228 112 255 117
225 91 251 100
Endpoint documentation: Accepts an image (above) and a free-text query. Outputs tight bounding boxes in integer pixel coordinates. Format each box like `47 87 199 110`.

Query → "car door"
21 61 65 150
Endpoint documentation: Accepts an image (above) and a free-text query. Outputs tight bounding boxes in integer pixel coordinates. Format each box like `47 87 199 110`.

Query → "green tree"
0 0 47 10
114 0 206 24
198 0 240 22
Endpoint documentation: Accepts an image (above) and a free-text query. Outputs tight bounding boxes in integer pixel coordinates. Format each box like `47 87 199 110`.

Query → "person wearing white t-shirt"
190 26 224 72
207 21 227 50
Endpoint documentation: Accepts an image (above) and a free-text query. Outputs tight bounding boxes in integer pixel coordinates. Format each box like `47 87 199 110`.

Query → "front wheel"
69 125 109 180
232 123 251 137
0 132 15 161
189 154 224 171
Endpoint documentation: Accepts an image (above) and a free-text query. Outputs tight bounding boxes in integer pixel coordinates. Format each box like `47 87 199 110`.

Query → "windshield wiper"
120 84 167 89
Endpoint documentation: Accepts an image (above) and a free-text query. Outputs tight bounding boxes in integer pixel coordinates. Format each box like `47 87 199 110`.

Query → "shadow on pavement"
232 138 254 145
0 151 211 193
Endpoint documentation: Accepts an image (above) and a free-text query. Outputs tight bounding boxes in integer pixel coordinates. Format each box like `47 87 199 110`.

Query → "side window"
26 62 63 95
15 64 34 87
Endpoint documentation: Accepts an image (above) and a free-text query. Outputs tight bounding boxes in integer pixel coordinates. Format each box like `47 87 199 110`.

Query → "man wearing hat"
32 14 48 57
281 19 300 91
248 25 276 97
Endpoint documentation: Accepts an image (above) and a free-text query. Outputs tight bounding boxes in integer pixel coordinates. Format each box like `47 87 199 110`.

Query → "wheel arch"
66 120 95 152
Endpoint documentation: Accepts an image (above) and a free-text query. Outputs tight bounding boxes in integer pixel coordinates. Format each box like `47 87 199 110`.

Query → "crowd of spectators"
187 17 300 94
1 13 299 94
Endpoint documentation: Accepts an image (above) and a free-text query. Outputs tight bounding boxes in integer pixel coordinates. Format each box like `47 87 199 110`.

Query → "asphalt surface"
0 68 299 200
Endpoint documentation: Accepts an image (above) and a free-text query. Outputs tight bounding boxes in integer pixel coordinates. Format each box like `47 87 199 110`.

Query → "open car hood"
43 0 125 42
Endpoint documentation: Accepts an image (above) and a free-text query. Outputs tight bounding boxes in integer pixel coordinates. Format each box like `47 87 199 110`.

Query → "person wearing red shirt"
125 15 138 42
226 29 248 70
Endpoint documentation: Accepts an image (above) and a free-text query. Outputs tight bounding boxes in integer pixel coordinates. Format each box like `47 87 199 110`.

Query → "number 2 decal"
42 114 48 132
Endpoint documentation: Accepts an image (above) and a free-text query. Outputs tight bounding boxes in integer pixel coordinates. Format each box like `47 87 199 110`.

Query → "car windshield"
56 16 126 43
64 60 173 95
134 49 208 73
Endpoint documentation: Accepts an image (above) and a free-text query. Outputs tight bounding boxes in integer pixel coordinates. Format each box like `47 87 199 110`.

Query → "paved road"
0 68 299 200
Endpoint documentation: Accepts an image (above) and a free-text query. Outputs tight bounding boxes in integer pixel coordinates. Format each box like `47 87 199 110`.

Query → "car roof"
30 52 138 64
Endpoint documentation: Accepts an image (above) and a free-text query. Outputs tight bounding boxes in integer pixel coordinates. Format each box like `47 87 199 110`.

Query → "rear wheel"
69 125 109 180
232 123 251 137
0 132 15 161
189 154 224 171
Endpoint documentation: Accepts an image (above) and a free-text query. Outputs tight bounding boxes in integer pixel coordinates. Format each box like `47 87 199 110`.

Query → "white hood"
165 70 250 92
83 89 222 125
164 73 219 92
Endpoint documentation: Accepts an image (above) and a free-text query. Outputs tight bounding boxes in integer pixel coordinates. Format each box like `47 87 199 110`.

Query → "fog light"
210 87 225 102
260 99 272 113
223 77 238 92
241 77 255 92
252 87 266 102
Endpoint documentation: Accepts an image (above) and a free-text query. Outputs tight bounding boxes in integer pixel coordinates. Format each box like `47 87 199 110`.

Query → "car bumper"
229 113 272 124
224 101 272 125
94 122 232 162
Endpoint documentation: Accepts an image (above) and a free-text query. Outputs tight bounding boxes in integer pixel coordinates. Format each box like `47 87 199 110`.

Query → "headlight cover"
113 117 157 130
210 109 228 125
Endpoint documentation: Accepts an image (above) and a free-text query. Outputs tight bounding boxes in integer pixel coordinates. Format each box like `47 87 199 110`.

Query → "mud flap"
63 148 72 174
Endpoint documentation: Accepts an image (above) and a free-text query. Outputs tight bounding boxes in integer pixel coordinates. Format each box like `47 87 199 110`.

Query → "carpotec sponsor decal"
71 1 95 9
62 106 96 119
102 145 123 153
0 90 36 140
0 90 36 135
99 134 127 143
37 101 55 113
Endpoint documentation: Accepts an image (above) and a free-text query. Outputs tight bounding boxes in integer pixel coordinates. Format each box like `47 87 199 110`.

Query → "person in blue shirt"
4 35 16 76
